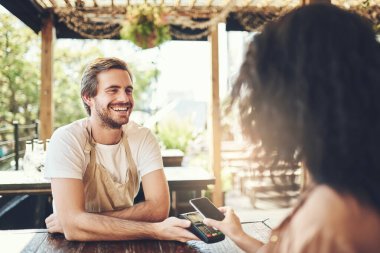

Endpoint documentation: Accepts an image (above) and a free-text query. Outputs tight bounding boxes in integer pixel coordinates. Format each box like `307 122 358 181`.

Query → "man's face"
89 68 134 129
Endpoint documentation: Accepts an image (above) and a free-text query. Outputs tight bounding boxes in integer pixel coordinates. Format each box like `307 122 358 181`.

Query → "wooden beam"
302 0 331 5
40 14 55 140
63 0 72 7
48 0 57 7
244 0 253 7
208 25 223 207
76 0 84 7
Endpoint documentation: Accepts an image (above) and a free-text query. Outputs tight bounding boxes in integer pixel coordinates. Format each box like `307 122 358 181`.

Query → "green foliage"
53 43 159 128
53 43 159 127
221 169 233 192
0 13 40 126
120 5 171 49
129 65 158 111
0 11 158 131
53 42 103 128
156 116 195 152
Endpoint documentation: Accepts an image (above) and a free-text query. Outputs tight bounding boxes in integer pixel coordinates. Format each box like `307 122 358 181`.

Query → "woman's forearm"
233 233 264 253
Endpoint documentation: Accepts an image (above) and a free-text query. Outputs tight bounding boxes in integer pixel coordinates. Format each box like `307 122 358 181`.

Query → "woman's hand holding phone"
204 207 264 253
189 197 245 241
202 206 245 242
189 197 225 221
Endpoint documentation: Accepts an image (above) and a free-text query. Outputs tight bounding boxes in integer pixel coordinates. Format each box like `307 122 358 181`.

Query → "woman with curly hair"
204 4 380 253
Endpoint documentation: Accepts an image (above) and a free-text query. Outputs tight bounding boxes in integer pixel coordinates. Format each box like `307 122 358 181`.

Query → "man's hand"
45 213 63 234
153 217 199 242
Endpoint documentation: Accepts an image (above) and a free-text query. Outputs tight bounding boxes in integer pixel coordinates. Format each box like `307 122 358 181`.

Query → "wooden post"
13 121 19 170
40 13 55 140
208 25 223 207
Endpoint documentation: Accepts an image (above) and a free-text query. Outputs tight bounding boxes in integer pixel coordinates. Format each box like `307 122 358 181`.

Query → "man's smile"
110 104 132 113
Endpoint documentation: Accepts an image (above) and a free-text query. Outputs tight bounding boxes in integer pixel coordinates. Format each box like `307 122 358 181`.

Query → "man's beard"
94 103 130 129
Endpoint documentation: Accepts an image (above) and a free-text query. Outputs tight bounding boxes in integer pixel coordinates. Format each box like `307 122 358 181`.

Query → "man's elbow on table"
63 230 80 241
147 199 170 222
61 223 82 241
153 206 169 222
60 213 90 241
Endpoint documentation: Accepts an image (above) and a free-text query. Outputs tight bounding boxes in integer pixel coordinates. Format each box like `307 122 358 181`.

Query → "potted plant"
120 4 171 49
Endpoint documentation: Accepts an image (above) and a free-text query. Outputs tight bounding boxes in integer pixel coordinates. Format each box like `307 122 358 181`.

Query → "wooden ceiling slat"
30 0 380 8
63 0 72 7
243 0 253 7
35 0 49 8
48 0 57 7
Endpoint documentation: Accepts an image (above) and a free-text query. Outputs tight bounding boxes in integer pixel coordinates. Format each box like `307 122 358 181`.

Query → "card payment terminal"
179 211 225 243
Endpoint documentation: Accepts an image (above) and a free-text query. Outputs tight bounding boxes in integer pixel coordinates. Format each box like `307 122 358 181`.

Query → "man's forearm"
63 211 158 241
101 199 169 222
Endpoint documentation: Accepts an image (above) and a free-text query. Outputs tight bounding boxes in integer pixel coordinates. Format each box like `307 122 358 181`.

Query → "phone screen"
189 197 225 221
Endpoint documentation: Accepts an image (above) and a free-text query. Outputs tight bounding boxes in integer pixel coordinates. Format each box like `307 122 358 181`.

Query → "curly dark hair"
232 4 380 211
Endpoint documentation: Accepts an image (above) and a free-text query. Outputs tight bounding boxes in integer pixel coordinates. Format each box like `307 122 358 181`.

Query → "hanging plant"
120 4 171 49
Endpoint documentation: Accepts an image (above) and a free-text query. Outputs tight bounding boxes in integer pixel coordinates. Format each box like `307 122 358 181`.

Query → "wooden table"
0 172 51 195
0 229 200 253
0 221 273 253
0 167 215 196
164 167 215 215
162 149 184 167
0 167 215 223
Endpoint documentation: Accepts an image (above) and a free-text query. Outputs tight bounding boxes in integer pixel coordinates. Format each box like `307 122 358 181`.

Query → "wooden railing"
0 121 39 171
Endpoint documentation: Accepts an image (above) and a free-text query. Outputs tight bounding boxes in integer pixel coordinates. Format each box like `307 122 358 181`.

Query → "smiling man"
44 58 197 242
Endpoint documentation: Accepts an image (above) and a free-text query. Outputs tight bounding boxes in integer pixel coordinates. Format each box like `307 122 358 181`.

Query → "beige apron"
83 123 140 212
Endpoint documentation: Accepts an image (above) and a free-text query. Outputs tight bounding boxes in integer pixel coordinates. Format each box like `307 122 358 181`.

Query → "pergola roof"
1 0 379 40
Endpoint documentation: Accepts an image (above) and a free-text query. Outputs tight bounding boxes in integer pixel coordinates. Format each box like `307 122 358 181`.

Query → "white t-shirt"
44 118 163 183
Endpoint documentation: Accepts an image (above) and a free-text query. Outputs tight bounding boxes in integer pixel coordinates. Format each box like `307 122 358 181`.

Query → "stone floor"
224 190 293 228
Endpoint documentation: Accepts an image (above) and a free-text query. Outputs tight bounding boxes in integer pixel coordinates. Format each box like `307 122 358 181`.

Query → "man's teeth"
111 106 129 111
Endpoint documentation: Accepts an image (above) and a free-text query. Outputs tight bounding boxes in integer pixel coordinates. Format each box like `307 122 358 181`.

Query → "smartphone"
189 197 225 221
